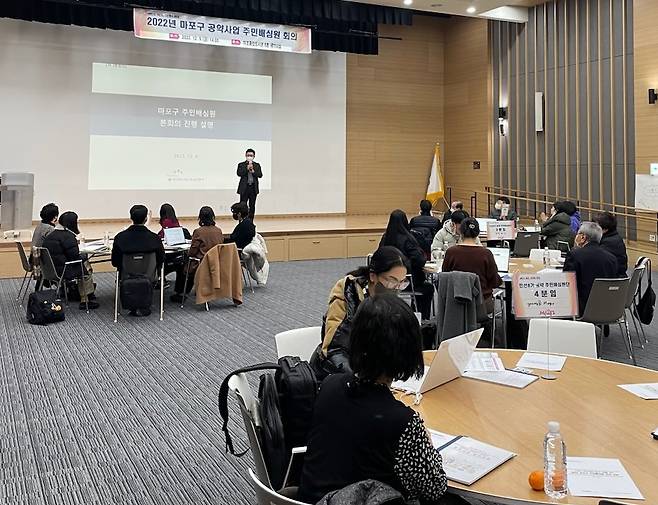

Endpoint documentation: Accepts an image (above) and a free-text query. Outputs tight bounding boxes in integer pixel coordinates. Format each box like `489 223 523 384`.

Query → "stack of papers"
567 457 644 500
516 352 567 371
429 430 516 485
462 369 538 389
465 352 505 372
618 383 658 400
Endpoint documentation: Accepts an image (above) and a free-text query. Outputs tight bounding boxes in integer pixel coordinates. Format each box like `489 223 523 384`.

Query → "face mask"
246 155 254 162
495 202 502 210
373 282 398 296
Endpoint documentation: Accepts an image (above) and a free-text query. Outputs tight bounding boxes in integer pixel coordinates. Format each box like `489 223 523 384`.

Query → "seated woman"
539 201 574 250
379 209 433 320
170 206 224 303
431 210 481 259
299 294 449 504
224 202 256 250
42 211 99 310
309 246 409 381
157 203 190 239
442 218 502 313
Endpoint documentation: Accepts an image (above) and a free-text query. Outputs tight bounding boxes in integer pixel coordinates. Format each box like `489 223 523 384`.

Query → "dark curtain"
0 0 413 54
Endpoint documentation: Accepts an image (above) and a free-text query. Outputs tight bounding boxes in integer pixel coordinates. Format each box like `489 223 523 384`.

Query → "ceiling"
348 0 544 19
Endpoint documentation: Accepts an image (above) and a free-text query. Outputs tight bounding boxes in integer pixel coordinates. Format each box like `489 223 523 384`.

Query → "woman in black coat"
379 209 433 319
595 211 628 277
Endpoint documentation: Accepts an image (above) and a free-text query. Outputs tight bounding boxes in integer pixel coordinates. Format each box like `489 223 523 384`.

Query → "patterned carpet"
0 258 656 504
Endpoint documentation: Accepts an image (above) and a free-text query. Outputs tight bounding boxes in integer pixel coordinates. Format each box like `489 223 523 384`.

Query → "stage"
0 214 390 278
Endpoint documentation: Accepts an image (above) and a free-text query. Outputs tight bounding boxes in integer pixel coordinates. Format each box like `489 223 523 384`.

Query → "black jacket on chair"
599 230 628 277
563 242 619 315
236 161 263 196
42 229 84 279
111 225 165 271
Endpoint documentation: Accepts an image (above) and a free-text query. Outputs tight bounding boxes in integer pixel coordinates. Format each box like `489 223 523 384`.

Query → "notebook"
163 227 186 246
429 430 516 485
487 247 510 273
391 328 483 394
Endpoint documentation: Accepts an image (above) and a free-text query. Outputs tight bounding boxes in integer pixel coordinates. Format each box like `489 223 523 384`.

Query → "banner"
487 220 516 241
426 143 444 205
512 271 579 318
133 9 312 54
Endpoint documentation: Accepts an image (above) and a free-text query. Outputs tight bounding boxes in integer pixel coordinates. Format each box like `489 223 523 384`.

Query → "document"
391 366 428 393
462 370 538 389
618 383 658 400
567 457 644 500
515 352 567 371
429 430 516 485
465 352 505 372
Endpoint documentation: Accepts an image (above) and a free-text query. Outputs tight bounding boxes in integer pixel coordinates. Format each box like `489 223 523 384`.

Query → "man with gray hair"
563 221 618 315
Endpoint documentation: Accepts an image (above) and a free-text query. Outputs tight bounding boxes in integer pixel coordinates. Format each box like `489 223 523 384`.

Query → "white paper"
463 370 538 389
465 352 505 372
567 457 644 500
429 430 516 485
516 352 567 371
391 366 428 393
618 383 658 400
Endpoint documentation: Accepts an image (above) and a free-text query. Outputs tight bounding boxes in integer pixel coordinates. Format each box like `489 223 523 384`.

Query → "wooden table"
425 258 549 276
403 350 658 505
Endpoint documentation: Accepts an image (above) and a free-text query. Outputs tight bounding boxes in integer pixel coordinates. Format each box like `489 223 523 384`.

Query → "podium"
0 173 34 231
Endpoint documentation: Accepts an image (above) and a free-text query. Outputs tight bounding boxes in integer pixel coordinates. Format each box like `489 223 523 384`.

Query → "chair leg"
633 301 649 343
16 271 29 302
628 308 645 350
114 271 120 323
80 263 89 314
205 302 209 312
491 302 496 350
623 318 637 366
21 277 32 306
596 325 602 358
160 265 164 321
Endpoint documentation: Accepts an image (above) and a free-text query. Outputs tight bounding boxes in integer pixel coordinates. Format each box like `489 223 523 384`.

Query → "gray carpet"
0 258 656 505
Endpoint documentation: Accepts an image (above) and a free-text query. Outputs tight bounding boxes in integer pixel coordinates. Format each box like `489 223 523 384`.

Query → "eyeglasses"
380 277 410 290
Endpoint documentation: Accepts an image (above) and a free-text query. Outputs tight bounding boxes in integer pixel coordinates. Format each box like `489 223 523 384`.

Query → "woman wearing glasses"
309 246 410 381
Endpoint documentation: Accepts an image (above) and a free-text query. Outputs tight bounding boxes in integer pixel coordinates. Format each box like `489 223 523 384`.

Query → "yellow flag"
426 143 444 204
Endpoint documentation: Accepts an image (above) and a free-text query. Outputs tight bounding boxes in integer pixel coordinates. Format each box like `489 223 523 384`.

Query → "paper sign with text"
512 271 578 318
487 220 516 240
134 9 312 54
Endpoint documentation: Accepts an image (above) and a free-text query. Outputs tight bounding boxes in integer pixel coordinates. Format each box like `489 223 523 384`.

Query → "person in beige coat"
431 211 480 260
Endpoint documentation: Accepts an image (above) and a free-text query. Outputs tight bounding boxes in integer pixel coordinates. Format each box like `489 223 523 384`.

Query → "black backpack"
635 257 655 325
120 275 154 311
27 289 65 325
218 356 318 489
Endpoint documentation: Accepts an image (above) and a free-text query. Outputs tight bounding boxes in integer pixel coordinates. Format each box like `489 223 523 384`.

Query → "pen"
505 367 539 377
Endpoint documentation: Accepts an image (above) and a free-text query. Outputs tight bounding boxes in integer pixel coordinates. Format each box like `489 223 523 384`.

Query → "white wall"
0 19 346 219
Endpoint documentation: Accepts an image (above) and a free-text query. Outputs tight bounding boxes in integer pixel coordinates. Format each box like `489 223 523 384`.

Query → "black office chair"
513 231 541 257
114 252 164 322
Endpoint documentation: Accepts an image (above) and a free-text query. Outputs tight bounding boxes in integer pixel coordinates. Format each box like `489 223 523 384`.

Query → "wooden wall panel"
346 16 446 215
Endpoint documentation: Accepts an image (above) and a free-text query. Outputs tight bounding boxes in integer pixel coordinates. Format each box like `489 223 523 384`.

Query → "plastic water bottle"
103 231 110 247
543 247 550 266
544 421 568 500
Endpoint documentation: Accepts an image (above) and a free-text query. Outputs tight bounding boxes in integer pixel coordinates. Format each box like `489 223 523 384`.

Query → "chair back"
527 319 597 359
581 278 630 324
275 327 322 361
121 252 157 281
36 247 60 282
249 469 309 505
229 374 271 488
16 242 32 273
513 232 541 257
529 248 562 262
625 267 644 308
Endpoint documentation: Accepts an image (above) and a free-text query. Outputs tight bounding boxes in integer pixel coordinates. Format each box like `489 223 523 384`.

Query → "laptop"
163 227 186 246
487 247 511 273
476 218 497 237
513 231 540 257
392 328 484 394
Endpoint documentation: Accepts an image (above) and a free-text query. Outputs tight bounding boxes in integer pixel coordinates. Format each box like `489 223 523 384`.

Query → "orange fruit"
528 470 544 491
551 470 566 488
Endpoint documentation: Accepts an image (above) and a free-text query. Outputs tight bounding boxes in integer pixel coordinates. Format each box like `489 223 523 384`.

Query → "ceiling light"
466 6 477 14
403 0 413 5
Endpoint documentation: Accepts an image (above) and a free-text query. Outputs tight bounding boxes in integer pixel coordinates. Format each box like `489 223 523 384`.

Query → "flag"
426 143 444 204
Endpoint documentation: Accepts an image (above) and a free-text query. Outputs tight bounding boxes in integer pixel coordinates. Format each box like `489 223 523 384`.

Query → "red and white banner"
134 9 312 54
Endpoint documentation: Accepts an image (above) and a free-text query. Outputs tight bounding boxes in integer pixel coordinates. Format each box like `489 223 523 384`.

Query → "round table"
403 350 658 505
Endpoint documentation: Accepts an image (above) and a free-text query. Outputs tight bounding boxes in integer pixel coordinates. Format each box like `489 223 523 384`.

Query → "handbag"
27 289 66 325
635 257 655 325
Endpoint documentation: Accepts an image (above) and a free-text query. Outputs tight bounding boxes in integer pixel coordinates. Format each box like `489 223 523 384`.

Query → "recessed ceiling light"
403 0 413 5
466 6 477 14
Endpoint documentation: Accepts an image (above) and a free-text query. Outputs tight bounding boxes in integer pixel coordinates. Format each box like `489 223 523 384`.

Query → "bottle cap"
548 421 560 433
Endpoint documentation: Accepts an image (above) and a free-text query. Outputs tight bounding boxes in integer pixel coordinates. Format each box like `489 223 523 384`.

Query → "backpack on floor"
218 356 318 489
635 257 655 325
27 289 65 325
120 275 154 311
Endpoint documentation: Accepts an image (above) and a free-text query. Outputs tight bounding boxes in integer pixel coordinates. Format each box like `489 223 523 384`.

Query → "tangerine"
528 470 544 491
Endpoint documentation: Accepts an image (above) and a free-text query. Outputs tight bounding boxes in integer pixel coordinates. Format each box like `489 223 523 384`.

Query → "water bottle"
103 231 110 247
544 421 568 500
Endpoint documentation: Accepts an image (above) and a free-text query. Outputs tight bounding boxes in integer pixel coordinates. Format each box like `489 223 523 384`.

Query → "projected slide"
88 63 272 190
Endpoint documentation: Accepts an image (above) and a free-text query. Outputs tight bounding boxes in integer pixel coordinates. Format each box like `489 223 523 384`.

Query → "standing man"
236 148 262 220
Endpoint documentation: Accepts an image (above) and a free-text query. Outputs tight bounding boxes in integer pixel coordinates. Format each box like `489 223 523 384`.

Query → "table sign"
134 9 312 54
512 271 578 319
487 220 516 241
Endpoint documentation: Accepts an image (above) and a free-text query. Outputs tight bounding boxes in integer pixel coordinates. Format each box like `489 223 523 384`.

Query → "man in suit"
112 205 166 316
563 221 619 315
236 148 263 220
409 199 441 255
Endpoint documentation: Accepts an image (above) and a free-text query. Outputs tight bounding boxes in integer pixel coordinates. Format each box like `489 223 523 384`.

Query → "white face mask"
495 202 502 210
246 155 255 162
